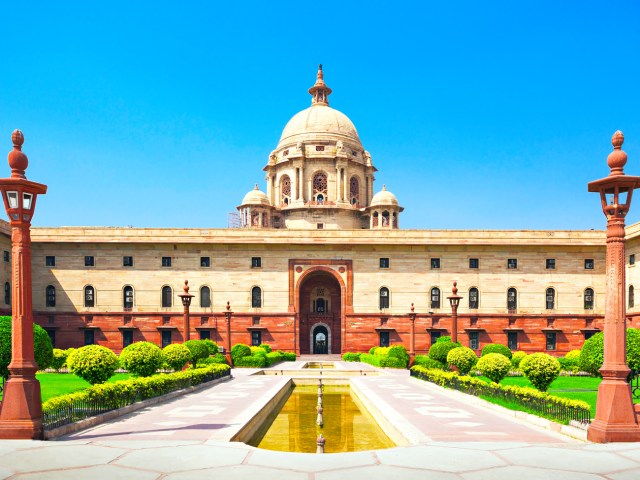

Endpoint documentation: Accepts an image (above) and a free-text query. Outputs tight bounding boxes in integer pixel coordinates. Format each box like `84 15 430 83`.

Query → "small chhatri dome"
241 183 271 206
371 185 399 207
277 65 361 149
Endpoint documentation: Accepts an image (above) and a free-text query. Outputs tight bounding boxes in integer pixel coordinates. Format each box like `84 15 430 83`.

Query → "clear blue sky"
1 1 639 230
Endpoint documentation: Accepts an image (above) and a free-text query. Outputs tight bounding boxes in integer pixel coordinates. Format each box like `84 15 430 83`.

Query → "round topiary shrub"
481 343 512 359
0 316 53 379
51 348 68 371
200 339 219 356
446 347 478 375
250 346 267 357
428 340 460 364
119 341 164 377
231 343 251 362
476 352 511 383
511 351 527 369
520 352 561 392
162 343 191 371
68 345 118 384
388 345 410 368
580 329 640 377
184 340 211 368
259 343 272 353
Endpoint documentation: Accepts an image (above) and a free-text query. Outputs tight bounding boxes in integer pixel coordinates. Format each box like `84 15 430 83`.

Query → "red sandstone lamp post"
0 130 47 439
178 280 194 341
225 301 233 356
447 282 462 344
587 131 640 442
409 303 416 357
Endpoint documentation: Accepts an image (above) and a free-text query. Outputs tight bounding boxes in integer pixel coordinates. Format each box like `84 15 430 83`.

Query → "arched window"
584 288 594 310
46 285 56 307
280 175 291 206
316 298 326 313
123 286 134 309
84 285 95 308
382 211 390 227
430 287 441 309
507 288 517 311
313 172 328 202
392 212 398 228
251 286 262 308
200 286 211 308
630 285 635 309
373 211 379 227
469 287 479 309
162 286 172 308
379 287 390 309
4 282 9 305
350 176 359 205
546 288 555 310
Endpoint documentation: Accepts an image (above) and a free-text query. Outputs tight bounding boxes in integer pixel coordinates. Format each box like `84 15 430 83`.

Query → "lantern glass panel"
22 193 33 210
7 191 18 209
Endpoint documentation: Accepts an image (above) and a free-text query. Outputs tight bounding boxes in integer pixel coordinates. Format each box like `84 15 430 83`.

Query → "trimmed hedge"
234 355 266 368
198 353 229 366
410 366 591 424
342 352 361 362
231 343 251 362
259 343 272 353
68 345 119 385
120 342 164 377
413 355 445 370
42 364 231 429
0 316 53 379
481 343 512 359
358 353 382 367
359 345 408 369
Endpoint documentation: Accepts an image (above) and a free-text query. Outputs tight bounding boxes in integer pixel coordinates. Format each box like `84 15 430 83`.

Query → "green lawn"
1 373 133 403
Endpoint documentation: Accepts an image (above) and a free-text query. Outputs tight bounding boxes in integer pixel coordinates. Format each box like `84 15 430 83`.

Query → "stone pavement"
0 361 639 478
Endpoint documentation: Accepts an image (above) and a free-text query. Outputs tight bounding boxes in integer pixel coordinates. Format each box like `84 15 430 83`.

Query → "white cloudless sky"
1 0 639 230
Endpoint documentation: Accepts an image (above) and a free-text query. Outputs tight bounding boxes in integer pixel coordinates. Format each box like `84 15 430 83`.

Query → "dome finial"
8 129 28 179
309 64 332 106
254 183 259 190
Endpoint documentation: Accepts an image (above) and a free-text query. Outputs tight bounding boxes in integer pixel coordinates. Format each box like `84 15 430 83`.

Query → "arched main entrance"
297 270 342 354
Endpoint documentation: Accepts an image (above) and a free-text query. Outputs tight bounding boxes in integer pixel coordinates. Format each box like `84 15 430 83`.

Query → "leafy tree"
579 329 640 377
184 340 210 368
0 316 53 380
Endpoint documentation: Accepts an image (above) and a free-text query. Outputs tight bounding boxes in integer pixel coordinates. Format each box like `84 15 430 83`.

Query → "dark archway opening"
298 270 342 354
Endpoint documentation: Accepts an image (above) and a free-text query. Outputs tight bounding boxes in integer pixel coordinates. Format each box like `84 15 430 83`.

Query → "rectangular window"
469 258 479 269
584 330 596 341
379 258 390 269
469 331 479 350
123 256 134 267
161 330 172 348
507 258 518 269
585 259 594 270
3 251 9 262
545 332 557 351
430 258 440 269
546 258 556 270
84 329 95 346
251 330 262 346
316 223 324 229
430 331 441 345
199 330 211 340
507 332 518 351
122 329 133 348
631 254 636 266
162 256 172 267
84 255 95 267
200 256 211 268
379 331 390 347
45 329 56 348
45 255 56 267
251 257 262 268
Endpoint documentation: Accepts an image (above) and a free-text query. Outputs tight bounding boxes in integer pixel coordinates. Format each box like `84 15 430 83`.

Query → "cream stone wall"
28 226 610 317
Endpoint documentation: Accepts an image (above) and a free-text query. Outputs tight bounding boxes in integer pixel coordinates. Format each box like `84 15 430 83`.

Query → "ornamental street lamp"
447 282 462 344
587 131 640 442
409 303 416 357
0 130 47 439
225 301 233 356
178 280 194 341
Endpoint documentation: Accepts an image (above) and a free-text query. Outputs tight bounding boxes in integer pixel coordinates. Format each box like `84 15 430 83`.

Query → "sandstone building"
2 66 639 356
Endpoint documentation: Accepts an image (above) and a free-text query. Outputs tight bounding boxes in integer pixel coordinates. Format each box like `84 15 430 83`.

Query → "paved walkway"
0 362 639 478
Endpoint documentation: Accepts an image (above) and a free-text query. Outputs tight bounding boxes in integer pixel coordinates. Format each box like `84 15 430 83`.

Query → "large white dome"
277 104 362 149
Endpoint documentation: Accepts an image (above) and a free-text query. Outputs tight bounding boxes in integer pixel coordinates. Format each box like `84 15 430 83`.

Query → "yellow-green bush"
67 345 119 385
511 351 527 368
446 347 478 375
476 352 511 383
521 353 561 392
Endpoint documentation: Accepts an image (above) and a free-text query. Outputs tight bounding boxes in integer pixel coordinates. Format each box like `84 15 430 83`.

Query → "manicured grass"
0 373 133 403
